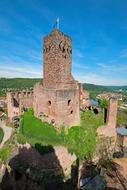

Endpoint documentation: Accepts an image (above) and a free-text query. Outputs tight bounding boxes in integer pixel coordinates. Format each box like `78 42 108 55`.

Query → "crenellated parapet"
7 90 33 99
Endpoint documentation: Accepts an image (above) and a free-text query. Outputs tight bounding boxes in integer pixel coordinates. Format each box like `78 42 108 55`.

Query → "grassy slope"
18 109 104 159
20 110 63 145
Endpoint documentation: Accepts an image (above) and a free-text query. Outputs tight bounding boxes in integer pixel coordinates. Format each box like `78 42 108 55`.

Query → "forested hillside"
0 78 42 95
0 78 126 97
84 83 127 98
84 83 113 98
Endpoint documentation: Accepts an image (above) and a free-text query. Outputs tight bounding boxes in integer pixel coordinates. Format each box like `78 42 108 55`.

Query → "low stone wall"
0 145 77 190
93 135 116 163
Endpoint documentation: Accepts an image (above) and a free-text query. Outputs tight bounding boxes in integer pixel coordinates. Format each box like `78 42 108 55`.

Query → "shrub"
17 134 27 144
0 147 11 162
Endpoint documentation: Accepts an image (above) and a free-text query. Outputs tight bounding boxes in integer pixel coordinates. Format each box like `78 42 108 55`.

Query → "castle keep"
7 29 90 126
34 29 81 127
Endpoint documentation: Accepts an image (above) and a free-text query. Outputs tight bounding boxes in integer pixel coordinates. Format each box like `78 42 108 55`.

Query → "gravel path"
0 120 13 148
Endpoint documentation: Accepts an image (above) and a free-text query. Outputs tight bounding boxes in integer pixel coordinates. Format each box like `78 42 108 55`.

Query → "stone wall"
107 97 118 128
7 91 33 122
117 135 127 153
96 98 118 161
0 145 77 190
93 136 117 163
34 83 80 127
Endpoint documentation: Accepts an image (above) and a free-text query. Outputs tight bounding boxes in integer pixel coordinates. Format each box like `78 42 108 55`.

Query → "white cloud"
0 66 42 78
97 62 127 73
0 64 126 85
72 61 88 70
73 49 85 59
73 72 127 86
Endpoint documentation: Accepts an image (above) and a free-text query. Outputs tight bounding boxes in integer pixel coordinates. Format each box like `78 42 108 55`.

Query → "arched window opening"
68 99 71 106
48 100 51 106
70 110 73 114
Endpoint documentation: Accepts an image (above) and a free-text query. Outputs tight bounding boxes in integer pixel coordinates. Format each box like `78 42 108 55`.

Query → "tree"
99 99 108 123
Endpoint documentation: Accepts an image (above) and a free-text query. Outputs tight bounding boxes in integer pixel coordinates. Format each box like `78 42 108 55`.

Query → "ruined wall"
34 83 80 127
97 98 118 137
7 92 20 122
93 136 116 163
96 97 118 161
107 97 118 128
0 145 77 190
123 136 127 147
7 91 33 122
79 83 90 109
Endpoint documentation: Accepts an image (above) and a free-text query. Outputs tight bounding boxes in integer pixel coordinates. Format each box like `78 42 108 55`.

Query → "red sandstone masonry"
7 91 33 122
43 30 74 89
34 29 82 127
107 97 118 129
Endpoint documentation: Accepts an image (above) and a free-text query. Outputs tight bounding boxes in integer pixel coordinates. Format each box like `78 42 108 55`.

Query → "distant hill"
0 78 42 90
83 83 112 92
105 85 127 92
0 78 126 97
83 83 127 98
84 83 127 92
83 83 113 98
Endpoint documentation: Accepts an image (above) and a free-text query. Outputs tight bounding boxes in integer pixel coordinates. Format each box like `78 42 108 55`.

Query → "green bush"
99 99 108 109
65 110 104 160
0 147 11 162
17 134 27 144
0 128 4 143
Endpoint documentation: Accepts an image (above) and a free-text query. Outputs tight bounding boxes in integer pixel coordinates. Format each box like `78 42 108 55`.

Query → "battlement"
7 90 33 100
44 29 72 41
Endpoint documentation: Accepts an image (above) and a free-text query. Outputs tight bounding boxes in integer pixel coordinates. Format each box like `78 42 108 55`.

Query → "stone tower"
43 29 74 89
33 29 80 127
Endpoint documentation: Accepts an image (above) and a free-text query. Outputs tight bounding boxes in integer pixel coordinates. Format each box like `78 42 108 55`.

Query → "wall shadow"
99 159 127 190
104 188 119 190
0 144 78 190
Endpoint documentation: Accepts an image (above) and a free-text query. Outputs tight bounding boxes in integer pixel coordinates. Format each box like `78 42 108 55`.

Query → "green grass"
0 128 4 143
0 147 11 163
19 110 63 145
18 109 104 160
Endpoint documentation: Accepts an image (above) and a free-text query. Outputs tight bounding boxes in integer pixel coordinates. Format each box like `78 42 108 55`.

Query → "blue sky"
0 0 127 85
